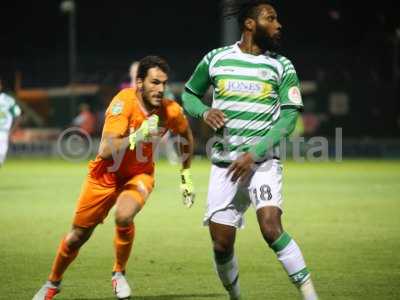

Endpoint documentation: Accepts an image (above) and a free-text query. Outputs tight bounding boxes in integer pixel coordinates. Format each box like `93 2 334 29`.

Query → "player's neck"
239 37 265 56
136 91 157 116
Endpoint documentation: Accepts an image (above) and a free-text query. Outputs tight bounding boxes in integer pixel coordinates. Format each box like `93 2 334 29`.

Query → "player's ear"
136 78 144 92
244 18 255 31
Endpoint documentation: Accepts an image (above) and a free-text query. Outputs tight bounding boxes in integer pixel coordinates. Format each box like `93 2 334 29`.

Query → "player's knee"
257 207 283 245
212 237 234 254
115 212 134 227
114 205 136 226
260 220 283 245
213 248 234 264
65 227 92 250
209 222 236 254
115 193 142 226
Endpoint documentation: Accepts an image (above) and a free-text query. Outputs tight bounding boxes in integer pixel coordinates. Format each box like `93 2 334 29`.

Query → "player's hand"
180 169 195 208
227 152 255 183
203 109 226 131
129 115 159 150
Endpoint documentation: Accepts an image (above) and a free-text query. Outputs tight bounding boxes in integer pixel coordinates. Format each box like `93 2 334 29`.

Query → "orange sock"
113 223 135 273
48 238 79 282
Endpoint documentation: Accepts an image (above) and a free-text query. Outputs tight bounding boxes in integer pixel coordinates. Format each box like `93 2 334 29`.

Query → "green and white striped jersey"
185 42 303 163
0 92 21 132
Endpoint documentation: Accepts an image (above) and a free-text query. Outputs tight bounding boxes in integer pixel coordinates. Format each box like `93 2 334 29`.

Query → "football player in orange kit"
33 56 195 300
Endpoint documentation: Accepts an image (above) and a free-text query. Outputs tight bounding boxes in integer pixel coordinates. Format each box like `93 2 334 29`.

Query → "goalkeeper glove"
129 114 159 150
180 169 195 208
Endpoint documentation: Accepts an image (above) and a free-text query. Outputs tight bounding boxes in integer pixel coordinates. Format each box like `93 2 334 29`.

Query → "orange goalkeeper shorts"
72 173 154 228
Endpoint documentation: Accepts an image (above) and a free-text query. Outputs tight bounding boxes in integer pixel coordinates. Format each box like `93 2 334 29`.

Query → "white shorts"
204 159 283 229
0 131 9 164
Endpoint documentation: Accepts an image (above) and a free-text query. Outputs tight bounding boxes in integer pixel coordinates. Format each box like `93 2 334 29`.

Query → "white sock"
271 232 318 300
214 252 240 299
300 278 318 300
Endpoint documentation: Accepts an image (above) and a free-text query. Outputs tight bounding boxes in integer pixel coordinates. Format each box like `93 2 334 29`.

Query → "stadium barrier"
8 127 400 161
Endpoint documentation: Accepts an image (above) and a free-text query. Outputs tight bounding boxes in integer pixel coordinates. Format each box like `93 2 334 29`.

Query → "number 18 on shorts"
204 159 283 228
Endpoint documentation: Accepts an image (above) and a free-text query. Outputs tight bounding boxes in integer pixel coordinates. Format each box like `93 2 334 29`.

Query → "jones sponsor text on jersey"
218 79 272 98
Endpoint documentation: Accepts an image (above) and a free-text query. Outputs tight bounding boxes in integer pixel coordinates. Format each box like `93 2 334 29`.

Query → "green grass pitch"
0 158 399 300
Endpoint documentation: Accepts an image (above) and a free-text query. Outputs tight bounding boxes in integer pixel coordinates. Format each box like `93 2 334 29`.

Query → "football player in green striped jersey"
182 1 318 299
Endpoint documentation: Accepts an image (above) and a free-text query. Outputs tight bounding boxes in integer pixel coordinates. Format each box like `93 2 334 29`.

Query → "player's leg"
33 226 97 300
111 173 154 299
112 193 140 273
209 221 240 300
113 173 154 272
251 159 318 300
205 164 249 300
33 176 117 300
257 207 317 300
48 225 96 283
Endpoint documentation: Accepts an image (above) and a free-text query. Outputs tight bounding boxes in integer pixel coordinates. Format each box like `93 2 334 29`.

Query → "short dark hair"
137 56 170 80
237 0 274 30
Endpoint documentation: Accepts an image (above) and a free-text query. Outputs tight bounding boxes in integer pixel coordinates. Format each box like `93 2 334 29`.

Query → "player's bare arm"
98 132 129 160
177 125 194 170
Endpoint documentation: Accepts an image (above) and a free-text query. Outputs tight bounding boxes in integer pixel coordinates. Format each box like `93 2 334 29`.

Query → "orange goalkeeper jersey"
88 88 188 185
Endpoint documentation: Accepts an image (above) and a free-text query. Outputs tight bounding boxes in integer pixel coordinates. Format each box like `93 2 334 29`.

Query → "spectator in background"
72 103 96 136
119 61 139 90
0 77 21 166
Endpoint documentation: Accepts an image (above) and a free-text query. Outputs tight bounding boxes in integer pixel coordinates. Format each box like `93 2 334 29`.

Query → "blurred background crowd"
0 0 398 159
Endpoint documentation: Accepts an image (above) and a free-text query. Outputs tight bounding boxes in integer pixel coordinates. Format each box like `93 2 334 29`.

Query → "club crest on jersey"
258 69 272 80
288 86 302 105
111 100 124 115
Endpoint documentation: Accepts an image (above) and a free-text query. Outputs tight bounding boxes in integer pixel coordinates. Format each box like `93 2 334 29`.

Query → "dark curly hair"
223 0 274 30
137 56 170 80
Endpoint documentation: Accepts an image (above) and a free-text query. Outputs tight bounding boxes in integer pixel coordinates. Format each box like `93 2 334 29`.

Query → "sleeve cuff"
248 146 264 162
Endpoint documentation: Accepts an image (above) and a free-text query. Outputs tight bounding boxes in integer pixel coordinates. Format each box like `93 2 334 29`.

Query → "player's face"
253 5 282 51
139 67 168 108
